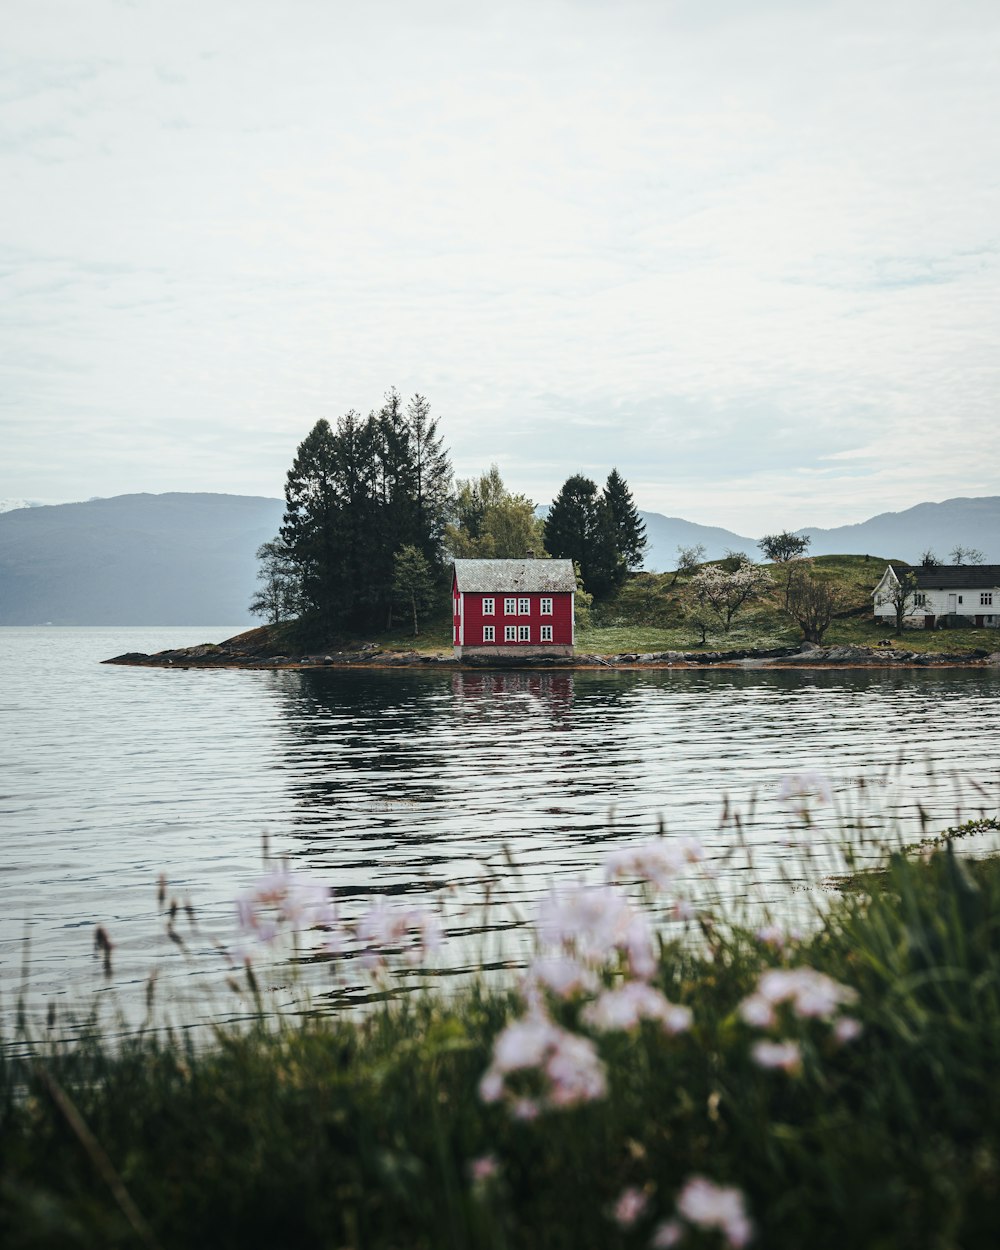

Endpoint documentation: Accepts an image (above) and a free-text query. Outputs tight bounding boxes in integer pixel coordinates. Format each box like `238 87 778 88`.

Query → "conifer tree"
603 468 647 571
543 474 623 598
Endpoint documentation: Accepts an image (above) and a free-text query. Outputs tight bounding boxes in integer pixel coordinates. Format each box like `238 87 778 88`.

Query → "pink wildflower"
527 955 598 999
651 1218 685 1247
751 1038 802 1073
777 770 833 806
604 838 705 889
677 1175 753 1248
583 982 692 1035
234 869 332 943
612 1186 649 1228
469 1154 500 1183
356 898 443 968
833 1016 863 1044
536 883 657 977
750 967 857 1022
479 1010 607 1114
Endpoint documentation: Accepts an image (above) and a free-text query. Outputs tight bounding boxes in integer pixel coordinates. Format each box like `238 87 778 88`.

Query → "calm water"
2 627 999 1033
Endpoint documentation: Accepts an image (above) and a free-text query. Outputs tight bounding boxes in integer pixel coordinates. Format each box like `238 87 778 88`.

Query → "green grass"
4 834 1000 1249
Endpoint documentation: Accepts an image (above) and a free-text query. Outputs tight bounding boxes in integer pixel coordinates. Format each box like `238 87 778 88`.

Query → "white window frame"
504 625 517 642
518 625 530 642
482 597 494 615
482 625 495 642
982 593 993 606
540 624 553 642
540 597 553 615
504 597 516 615
914 593 927 607
518 597 530 615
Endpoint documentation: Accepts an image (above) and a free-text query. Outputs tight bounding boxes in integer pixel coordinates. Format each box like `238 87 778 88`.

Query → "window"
504 625 517 641
958 596 964 605
518 597 530 615
518 625 530 641
540 597 553 615
504 597 516 615
482 597 494 615
540 625 553 642
914 593 926 607
482 625 494 642
982 593 994 606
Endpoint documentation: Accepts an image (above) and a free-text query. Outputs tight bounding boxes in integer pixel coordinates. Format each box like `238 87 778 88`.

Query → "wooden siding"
452 579 573 648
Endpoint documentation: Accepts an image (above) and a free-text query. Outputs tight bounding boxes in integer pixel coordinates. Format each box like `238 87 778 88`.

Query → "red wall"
454 583 573 646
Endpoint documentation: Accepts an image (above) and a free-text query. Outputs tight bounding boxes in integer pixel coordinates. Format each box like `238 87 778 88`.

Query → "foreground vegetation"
3 820 1000 1249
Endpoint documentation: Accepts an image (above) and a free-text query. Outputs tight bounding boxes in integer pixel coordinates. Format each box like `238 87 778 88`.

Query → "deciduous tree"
758 531 811 563
689 557 773 632
785 567 841 644
393 545 435 636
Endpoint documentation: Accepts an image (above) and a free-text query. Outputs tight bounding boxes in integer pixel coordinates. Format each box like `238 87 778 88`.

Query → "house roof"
452 558 576 594
908 565 1000 590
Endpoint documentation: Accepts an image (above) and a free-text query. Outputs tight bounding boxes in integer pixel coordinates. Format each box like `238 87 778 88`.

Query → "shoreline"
103 636 1000 672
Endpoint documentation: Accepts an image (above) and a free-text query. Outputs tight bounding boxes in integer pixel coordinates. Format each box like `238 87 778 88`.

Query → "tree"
670 544 706 586
758 531 811 563
603 469 647 570
950 545 985 565
544 474 623 599
920 549 940 569
875 568 920 635
393 545 435 636
407 393 452 563
689 557 773 632
445 466 544 559
785 567 840 644
249 538 301 625
279 419 342 634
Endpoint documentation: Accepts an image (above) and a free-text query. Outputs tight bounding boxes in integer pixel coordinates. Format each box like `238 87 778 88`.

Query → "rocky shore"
104 628 999 671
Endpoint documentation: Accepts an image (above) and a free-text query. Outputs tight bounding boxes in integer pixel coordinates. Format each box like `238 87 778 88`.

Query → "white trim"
540 624 553 642
518 624 530 641
504 597 516 615
482 597 495 615
540 597 553 615
459 591 464 646
504 625 517 641
518 597 530 615
571 593 575 646
482 625 495 642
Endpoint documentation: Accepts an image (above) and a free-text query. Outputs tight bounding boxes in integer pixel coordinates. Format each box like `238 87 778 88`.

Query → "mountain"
797 497 1000 564
0 493 284 625
638 512 756 571
0 499 46 514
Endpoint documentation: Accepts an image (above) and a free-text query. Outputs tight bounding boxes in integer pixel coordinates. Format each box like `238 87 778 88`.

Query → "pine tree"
603 469 647 571
543 474 623 598
279 419 343 634
407 393 452 563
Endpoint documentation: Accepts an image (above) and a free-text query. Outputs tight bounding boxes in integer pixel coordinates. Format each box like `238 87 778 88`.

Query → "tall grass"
3 820 1000 1249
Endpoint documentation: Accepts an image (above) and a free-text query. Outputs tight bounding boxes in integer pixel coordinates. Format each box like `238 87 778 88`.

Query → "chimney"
526 549 535 559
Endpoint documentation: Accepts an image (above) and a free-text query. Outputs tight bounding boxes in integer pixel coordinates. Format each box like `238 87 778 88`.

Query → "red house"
452 558 576 657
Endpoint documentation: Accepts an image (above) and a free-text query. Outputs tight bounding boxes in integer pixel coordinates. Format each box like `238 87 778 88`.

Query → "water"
2 627 999 1034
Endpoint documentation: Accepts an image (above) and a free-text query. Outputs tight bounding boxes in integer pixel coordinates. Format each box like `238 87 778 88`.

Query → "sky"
2 0 999 534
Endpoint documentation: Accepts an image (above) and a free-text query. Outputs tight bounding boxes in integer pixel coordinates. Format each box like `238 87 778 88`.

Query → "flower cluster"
355 898 443 969
536 882 657 980
652 1175 754 1248
739 966 861 1069
604 838 705 890
234 869 334 947
478 1010 608 1116
582 982 692 1036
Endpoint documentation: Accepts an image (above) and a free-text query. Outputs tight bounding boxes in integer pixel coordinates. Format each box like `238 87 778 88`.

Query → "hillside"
0 493 284 625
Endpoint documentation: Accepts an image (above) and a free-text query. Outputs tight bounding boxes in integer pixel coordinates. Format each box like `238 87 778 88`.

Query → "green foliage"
445 466 545 559
758 530 811 562
602 469 647 571
277 392 452 640
248 538 301 625
543 474 624 599
392 545 435 636
5 842 1000 1248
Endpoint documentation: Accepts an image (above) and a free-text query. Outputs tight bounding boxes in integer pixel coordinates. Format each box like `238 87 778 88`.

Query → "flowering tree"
689 557 773 632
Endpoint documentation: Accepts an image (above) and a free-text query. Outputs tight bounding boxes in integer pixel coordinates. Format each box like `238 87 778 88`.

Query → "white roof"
452 558 576 593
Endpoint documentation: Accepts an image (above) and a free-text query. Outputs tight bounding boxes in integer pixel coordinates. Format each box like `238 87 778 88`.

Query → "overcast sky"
3 0 998 533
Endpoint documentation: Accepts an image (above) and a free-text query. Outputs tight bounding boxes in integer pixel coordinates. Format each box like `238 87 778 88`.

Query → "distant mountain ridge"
0 492 996 624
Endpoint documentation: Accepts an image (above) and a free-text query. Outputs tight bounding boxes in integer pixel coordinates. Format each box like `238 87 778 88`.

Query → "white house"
873 564 1000 629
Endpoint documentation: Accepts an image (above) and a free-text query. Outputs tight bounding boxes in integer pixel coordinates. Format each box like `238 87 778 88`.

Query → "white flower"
651 1218 685 1247
677 1176 753 1248
527 955 598 999
469 1154 500 1182
737 994 776 1030
479 1010 607 1113
833 1016 863 1044
752 967 857 1022
234 869 332 942
356 898 443 967
777 770 833 805
604 838 705 890
536 883 658 978
751 1039 802 1073
612 1186 648 1228
583 982 692 1035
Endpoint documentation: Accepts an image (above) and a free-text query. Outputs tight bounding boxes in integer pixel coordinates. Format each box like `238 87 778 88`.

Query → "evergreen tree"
407 393 452 563
279 419 342 634
543 474 622 598
603 469 647 570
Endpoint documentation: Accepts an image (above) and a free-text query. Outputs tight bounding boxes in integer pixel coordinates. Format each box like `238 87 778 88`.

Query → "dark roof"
452 558 576 594
906 564 1000 590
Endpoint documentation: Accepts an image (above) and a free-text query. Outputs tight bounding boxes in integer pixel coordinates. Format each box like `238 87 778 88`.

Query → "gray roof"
452 558 576 593
907 565 1000 590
